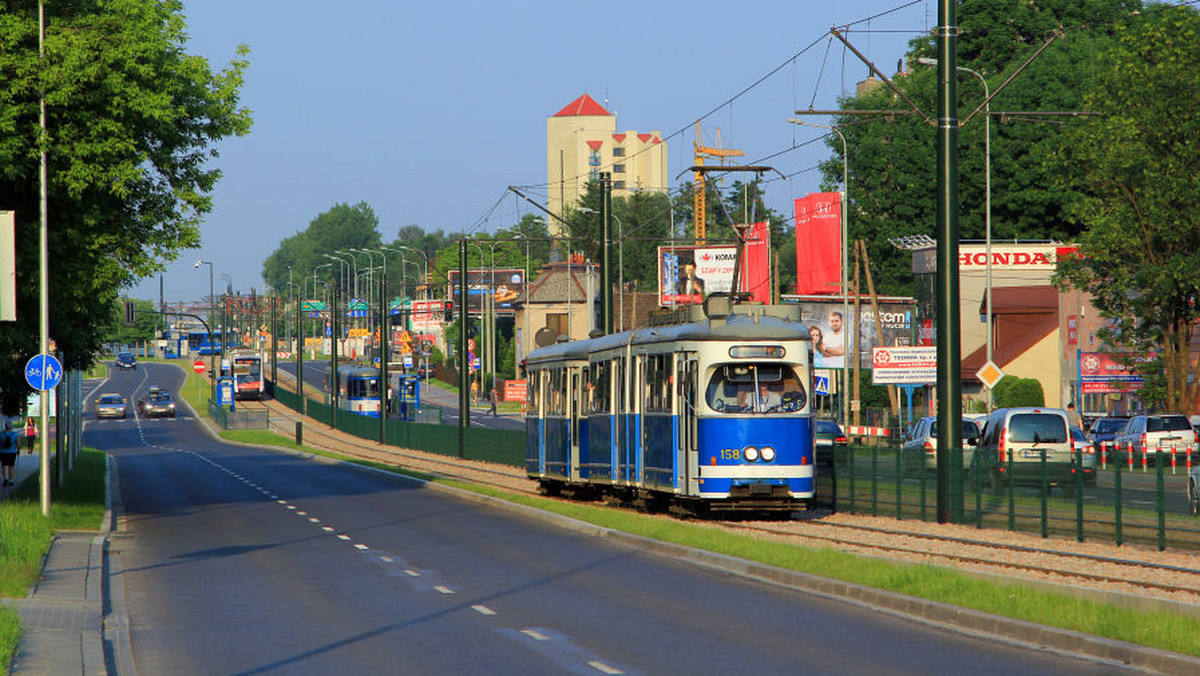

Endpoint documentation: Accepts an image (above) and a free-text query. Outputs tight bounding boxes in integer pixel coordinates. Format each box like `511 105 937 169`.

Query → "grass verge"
0 447 108 664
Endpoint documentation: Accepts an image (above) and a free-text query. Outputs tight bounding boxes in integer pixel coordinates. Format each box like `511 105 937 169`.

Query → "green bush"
993 376 1045 407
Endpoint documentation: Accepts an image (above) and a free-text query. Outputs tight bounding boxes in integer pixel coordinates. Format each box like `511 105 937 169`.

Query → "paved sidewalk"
3 452 110 676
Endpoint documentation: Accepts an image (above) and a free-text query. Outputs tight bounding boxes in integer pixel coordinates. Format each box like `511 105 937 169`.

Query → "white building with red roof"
546 94 668 235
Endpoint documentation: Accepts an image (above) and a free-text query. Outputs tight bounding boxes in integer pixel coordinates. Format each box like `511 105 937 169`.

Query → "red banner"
794 193 841 295
741 222 770 303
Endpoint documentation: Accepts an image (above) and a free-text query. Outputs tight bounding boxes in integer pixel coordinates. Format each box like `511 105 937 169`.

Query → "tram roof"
526 308 810 366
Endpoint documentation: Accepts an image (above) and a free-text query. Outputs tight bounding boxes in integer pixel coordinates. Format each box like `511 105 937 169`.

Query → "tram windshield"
705 363 807 414
346 376 380 399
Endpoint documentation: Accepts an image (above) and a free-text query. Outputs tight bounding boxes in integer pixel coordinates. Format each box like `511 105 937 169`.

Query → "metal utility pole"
458 239 469 457
934 0 964 524
601 172 613 335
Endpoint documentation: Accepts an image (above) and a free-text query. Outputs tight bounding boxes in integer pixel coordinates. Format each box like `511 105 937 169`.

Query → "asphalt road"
85 363 1129 675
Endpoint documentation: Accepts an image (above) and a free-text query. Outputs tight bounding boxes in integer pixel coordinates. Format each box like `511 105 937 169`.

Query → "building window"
614 181 626 190
612 147 625 157
613 164 626 173
547 313 568 338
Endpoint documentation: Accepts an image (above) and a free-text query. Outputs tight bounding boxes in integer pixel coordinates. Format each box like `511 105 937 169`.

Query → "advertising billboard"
657 227 770 307
1079 352 1150 394
658 245 736 306
447 268 525 315
782 295 915 369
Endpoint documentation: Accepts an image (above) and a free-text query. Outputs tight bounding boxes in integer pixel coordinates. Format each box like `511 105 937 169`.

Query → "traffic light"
443 300 454 322
124 300 136 325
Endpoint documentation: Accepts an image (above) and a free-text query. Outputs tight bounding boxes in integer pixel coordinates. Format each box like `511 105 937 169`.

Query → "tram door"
676 356 698 492
570 369 581 481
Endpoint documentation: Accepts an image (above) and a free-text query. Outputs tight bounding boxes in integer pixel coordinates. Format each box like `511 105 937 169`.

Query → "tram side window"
704 363 807 414
526 374 540 415
646 354 671 413
547 368 566 415
590 361 611 414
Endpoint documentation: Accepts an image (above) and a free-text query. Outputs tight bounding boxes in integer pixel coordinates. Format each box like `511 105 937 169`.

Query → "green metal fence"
272 381 524 467
828 444 1200 552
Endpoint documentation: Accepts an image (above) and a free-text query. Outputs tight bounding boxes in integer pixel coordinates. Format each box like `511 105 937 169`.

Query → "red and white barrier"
846 425 892 437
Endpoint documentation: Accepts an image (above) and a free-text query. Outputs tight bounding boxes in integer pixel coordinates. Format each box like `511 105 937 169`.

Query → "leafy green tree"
0 0 251 414
820 0 1137 296
261 201 382 297
1051 4 1200 412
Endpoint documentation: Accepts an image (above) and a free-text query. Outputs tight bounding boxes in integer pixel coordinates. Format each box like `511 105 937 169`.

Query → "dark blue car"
115 352 137 369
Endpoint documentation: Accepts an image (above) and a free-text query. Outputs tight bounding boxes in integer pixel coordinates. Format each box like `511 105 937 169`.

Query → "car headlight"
743 447 760 462
760 446 776 462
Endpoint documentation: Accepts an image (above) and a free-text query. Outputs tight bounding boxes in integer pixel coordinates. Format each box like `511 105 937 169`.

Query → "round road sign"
193 359 207 375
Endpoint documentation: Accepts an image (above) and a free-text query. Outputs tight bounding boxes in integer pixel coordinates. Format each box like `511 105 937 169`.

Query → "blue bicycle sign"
25 354 63 391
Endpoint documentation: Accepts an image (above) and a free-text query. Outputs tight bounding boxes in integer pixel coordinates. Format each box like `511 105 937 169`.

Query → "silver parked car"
1111 414 1197 466
901 416 980 476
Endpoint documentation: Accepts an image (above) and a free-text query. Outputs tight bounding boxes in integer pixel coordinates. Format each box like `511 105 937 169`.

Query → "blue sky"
132 0 931 302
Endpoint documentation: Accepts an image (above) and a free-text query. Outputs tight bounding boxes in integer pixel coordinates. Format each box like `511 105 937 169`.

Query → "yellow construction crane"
693 121 744 242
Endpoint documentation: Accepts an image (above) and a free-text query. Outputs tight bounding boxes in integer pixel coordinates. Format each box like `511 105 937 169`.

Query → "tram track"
723 519 1200 600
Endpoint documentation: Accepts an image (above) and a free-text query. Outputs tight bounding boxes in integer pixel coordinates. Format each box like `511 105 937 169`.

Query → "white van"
971 407 1076 490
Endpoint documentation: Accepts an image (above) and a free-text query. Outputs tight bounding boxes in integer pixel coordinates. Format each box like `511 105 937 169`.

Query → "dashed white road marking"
308 518 321 523
588 661 624 674
471 605 497 616
522 629 550 641
433 585 454 595
354 544 370 551
404 569 420 577
336 534 351 541
322 527 335 532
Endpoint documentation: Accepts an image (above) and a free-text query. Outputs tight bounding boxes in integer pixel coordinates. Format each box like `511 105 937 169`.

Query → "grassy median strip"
0 447 108 665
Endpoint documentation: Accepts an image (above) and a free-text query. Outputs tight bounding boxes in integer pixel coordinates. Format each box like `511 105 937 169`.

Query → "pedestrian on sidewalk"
471 380 479 406
1 421 19 486
24 416 36 453
489 387 498 416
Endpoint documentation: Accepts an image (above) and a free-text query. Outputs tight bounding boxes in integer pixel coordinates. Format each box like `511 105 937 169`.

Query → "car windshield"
704 363 807 414
1009 413 1068 444
148 392 171 403
1093 418 1128 434
99 395 123 405
816 420 842 435
928 420 980 438
1148 416 1191 432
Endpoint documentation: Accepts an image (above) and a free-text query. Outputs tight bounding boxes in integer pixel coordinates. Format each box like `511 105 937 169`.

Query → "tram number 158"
719 448 741 461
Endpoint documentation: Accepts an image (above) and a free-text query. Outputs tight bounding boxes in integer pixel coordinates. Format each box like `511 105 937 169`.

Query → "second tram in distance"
524 299 815 516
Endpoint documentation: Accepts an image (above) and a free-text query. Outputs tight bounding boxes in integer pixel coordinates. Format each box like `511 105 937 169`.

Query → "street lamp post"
394 245 428 300
194 259 215 398
786 118 850 432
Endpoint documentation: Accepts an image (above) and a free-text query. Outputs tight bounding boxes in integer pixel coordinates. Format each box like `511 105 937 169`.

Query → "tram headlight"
743 447 760 462
760 446 776 462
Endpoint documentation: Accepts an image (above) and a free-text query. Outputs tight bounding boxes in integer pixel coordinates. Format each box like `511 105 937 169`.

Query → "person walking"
24 416 36 453
489 387 498 417
471 380 479 406
1 421 20 486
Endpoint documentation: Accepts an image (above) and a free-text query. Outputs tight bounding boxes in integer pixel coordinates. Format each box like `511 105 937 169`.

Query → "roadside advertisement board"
657 229 771 306
503 380 527 402
658 245 736 306
782 295 915 369
448 268 525 315
1079 352 1150 393
871 346 937 385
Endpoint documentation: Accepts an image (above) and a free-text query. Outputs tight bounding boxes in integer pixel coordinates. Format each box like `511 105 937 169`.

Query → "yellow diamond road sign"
977 361 1004 390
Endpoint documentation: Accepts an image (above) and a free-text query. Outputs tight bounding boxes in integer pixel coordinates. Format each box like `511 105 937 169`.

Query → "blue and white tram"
338 366 382 417
525 302 815 514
